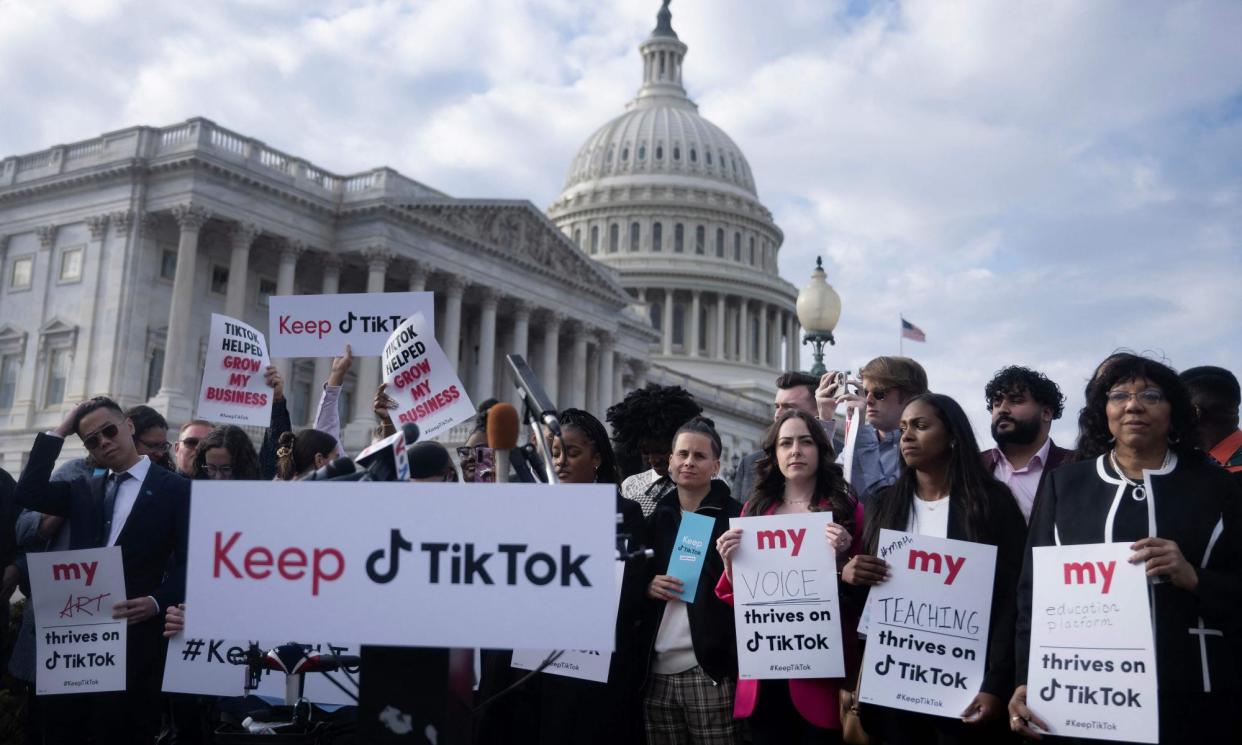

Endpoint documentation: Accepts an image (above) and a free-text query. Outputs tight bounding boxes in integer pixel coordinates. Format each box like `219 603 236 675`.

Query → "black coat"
862 480 1028 699
643 480 742 683
1016 453 1242 742
14 433 190 609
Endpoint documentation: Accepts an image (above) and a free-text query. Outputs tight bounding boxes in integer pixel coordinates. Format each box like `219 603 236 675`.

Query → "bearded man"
980 366 1072 521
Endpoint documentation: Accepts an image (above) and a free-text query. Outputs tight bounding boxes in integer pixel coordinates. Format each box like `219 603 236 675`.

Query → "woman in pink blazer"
716 409 863 744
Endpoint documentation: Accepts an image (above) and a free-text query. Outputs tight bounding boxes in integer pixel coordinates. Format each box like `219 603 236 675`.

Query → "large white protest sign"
29 547 128 695
511 562 626 683
196 314 273 427
1027 542 1157 743
269 292 433 358
163 637 359 705
859 530 997 718
382 312 474 440
184 481 617 651
729 512 844 680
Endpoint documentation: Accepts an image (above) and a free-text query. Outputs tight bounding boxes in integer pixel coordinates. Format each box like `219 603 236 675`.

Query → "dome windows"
706 150 713 166
609 223 619 253
673 146 681 161
652 222 663 251
695 225 705 254
674 223 684 252
621 146 629 162
606 146 614 164
715 228 724 257
590 226 599 255
690 148 697 163
638 144 646 160
656 145 664 160
630 222 640 251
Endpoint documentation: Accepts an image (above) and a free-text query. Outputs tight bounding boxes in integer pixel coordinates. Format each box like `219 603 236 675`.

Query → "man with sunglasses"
817 356 929 502
174 418 213 477
12 396 190 743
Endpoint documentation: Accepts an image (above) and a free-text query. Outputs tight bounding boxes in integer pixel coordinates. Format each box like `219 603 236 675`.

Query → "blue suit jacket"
14 432 190 610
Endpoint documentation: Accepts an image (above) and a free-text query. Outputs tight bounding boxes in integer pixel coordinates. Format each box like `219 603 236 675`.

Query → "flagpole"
899 314 903 357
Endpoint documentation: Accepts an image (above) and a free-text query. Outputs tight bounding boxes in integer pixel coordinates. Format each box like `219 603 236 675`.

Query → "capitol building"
0 3 796 468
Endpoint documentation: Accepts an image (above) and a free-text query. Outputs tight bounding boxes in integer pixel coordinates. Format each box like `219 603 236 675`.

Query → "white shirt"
652 601 698 674
991 437 1051 522
907 493 950 538
105 455 151 546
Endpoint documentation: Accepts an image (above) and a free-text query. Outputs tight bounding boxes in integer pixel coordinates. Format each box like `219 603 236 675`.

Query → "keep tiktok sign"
28 548 128 695
859 530 996 718
184 481 618 651
728 512 845 680
1026 542 1157 743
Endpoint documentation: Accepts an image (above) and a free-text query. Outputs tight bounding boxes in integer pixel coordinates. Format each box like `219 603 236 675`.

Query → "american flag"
901 318 926 343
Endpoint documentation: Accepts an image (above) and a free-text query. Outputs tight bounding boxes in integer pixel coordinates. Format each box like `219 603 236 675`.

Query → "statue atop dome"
653 0 678 39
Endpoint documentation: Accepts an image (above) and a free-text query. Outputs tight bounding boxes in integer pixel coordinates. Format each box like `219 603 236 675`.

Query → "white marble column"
689 290 701 358
661 289 674 355
224 222 259 318
541 311 562 406
757 303 768 368
151 204 210 421
508 301 531 408
570 323 589 410
442 276 465 371
612 353 624 404
274 240 305 385
63 215 110 406
408 261 428 293
738 298 750 364
715 294 727 360
474 289 498 402
343 247 391 447
310 255 342 425
633 361 648 390
585 342 599 416
597 333 615 416
787 313 799 370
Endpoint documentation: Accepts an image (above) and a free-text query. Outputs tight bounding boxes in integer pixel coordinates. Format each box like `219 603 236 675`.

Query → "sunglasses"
179 437 201 450
456 446 488 461
864 388 890 402
82 423 120 451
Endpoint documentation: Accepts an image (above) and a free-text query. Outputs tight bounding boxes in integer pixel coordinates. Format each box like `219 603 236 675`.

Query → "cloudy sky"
4 0 1240 443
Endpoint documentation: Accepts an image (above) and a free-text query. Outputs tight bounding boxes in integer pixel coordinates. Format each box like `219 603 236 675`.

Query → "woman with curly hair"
715 409 861 743
1009 353 1242 743
191 425 262 480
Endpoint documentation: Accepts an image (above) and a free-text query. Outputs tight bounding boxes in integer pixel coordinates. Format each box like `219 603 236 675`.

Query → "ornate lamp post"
795 256 842 377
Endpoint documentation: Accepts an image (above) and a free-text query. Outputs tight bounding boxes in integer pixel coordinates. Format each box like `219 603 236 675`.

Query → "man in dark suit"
732 372 827 506
979 366 1071 522
13 396 190 744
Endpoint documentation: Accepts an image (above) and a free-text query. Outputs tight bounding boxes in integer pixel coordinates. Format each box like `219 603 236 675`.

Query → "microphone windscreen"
399 422 420 446
486 402 520 450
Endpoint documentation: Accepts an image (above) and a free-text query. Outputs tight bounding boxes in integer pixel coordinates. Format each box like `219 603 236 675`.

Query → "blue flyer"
666 511 716 603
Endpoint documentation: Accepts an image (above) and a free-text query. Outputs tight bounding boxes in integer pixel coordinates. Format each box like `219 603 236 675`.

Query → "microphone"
299 456 356 481
486 403 520 484
356 423 420 481
508 444 541 483
505 355 559 438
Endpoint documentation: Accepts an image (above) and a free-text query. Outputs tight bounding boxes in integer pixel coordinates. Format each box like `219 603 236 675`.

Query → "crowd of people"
0 346 1239 745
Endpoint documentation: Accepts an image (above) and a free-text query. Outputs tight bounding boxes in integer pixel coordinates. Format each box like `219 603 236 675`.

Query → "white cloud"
2 0 1240 449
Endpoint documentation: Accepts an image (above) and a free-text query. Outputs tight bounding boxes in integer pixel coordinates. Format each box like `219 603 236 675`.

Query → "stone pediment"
40 318 76 336
399 199 630 307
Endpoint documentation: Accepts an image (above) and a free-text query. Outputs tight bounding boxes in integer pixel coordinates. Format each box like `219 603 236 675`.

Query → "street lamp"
795 256 842 377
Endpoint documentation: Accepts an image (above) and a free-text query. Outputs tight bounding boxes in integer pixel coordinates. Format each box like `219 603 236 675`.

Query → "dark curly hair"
863 393 1002 551
558 408 621 487
747 410 856 535
1076 353 1198 461
606 384 703 477
985 366 1065 419
192 425 261 481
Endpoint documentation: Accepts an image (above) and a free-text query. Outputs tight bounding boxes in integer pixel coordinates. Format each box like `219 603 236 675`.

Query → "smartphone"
473 447 495 483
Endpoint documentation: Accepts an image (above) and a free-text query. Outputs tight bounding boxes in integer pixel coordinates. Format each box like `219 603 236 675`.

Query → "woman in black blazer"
843 393 1027 744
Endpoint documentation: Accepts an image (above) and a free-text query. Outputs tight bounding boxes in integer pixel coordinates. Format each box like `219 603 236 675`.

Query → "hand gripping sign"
382 312 474 441
28 547 128 695
859 530 997 718
196 313 274 427
1026 542 1157 743
729 512 845 680
269 291 433 358
184 481 618 651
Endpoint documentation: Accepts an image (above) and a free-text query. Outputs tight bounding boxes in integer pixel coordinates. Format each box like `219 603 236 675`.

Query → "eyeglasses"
136 438 170 453
456 446 487 461
82 423 120 451
1106 389 1165 406
864 388 890 402
201 464 234 478
179 437 201 450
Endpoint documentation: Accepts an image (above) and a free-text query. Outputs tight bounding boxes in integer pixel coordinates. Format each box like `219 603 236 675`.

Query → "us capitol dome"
548 0 800 400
